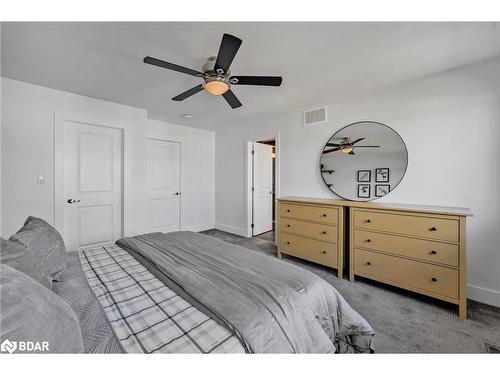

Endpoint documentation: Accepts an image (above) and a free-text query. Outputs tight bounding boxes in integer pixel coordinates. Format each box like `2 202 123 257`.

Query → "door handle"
67 199 81 204
173 192 180 196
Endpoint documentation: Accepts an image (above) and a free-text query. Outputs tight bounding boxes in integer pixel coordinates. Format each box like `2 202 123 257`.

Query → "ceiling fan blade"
172 84 204 101
222 89 242 109
214 34 242 73
349 150 355 155
144 56 202 77
350 138 365 146
231 76 282 86
326 143 342 147
353 145 380 148
322 147 341 154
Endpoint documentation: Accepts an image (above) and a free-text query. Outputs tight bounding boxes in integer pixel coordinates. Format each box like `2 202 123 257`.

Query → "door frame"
146 137 182 232
54 112 125 239
244 131 280 239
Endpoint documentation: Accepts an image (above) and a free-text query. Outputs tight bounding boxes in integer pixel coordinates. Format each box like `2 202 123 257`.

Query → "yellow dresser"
349 205 470 319
277 197 471 319
277 198 345 278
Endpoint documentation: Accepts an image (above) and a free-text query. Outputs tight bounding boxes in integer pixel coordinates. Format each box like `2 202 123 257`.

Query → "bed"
84 231 373 353
2 220 374 354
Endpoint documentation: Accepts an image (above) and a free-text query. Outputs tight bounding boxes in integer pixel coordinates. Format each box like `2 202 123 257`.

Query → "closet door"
146 139 181 233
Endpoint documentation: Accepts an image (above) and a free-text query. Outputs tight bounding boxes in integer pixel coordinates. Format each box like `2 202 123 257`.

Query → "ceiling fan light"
204 80 230 95
341 146 353 154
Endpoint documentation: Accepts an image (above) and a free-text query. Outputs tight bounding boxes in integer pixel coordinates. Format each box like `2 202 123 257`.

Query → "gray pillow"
0 238 53 290
0 264 84 353
9 216 67 281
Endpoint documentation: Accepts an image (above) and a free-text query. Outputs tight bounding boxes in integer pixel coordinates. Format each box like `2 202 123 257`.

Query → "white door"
252 142 273 235
63 121 123 251
146 139 181 233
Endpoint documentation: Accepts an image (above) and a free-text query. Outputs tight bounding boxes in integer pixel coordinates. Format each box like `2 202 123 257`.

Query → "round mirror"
320 121 408 201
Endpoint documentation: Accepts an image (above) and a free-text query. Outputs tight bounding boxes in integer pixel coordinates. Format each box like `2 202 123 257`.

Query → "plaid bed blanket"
79 244 245 353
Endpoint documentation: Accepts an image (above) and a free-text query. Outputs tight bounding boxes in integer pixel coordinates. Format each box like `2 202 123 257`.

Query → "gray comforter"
116 231 374 353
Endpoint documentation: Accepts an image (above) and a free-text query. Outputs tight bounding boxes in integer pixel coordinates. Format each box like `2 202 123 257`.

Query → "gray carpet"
201 229 500 353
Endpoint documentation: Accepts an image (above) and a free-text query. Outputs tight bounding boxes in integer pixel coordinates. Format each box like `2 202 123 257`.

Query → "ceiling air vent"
303 106 327 126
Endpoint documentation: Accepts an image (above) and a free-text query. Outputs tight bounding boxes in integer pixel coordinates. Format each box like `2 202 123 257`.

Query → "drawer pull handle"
364 239 371 243
322 214 327 218
430 226 437 231
286 224 290 227
286 241 290 245
430 250 437 255
364 219 371 223
322 231 327 235
287 209 291 213
431 277 437 282
322 251 327 254
366 261 371 266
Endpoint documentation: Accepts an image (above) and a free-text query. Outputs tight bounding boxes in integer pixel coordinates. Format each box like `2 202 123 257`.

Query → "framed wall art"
375 184 390 197
375 168 390 182
357 170 371 182
357 184 371 198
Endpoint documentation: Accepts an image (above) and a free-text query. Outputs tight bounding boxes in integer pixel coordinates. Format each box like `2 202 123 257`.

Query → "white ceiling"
2 22 499 131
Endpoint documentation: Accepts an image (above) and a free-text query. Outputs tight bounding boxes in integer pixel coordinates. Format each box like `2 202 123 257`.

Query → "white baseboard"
182 223 215 233
214 223 248 237
468 284 500 308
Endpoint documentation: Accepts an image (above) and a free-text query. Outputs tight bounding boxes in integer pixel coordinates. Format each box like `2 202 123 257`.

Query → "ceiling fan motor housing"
201 56 235 89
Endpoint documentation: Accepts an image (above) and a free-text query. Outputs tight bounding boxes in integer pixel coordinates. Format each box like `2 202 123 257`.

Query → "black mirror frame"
319 121 409 202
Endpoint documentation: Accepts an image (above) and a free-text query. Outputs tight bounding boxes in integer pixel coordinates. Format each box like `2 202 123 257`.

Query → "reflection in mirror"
320 121 408 201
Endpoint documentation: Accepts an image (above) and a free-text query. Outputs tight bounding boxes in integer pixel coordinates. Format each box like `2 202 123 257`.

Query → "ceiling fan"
323 137 380 155
143 33 283 109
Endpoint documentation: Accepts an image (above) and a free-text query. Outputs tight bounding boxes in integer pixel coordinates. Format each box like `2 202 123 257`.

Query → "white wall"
1 78 215 239
215 58 500 307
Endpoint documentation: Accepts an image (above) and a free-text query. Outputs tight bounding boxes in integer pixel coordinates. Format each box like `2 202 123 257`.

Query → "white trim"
245 141 254 238
54 112 126 238
184 223 215 233
54 113 65 231
215 223 247 237
468 284 500 308
244 131 280 240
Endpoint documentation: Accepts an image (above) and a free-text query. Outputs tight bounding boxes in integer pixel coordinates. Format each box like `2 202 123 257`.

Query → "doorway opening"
250 138 276 238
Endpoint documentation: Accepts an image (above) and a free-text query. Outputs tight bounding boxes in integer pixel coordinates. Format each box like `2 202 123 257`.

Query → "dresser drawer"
354 229 459 267
353 209 459 242
280 233 338 267
354 248 459 299
280 218 338 243
280 203 338 225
